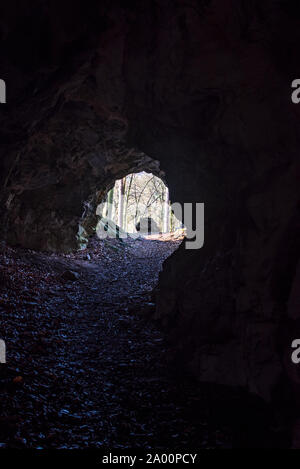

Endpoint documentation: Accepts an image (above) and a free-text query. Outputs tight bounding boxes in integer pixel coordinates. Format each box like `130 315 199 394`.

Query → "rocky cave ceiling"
0 0 299 414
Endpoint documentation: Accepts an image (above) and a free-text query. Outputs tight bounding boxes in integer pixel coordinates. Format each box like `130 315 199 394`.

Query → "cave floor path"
0 236 231 449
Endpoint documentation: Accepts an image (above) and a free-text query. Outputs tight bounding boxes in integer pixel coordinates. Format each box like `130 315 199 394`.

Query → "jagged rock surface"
0 1 299 434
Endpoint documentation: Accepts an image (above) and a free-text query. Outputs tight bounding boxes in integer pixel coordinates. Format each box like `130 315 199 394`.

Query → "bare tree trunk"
107 188 114 220
124 174 134 231
118 178 125 228
163 187 169 232
170 207 174 232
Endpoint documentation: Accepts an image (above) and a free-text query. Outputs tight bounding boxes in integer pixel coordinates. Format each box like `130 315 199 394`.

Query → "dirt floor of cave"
0 235 235 449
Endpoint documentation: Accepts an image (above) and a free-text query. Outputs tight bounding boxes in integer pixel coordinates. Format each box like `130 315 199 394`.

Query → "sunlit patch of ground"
143 229 186 242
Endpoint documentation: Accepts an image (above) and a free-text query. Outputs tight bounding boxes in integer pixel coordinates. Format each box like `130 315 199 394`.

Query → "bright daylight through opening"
96 172 185 241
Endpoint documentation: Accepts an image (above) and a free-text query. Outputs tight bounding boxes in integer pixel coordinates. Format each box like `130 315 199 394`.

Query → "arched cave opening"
65 171 186 327
97 172 184 237
0 0 299 452
79 170 184 248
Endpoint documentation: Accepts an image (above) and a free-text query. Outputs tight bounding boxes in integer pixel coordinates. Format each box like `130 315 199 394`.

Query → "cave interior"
0 0 300 450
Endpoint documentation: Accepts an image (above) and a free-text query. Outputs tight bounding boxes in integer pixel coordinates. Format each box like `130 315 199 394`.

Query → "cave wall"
0 0 300 413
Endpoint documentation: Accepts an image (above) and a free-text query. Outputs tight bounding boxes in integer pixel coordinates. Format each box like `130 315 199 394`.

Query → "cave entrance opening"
96 171 184 240
76 171 184 308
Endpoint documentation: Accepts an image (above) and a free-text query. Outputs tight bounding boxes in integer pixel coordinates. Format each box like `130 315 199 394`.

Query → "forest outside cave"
95 172 184 239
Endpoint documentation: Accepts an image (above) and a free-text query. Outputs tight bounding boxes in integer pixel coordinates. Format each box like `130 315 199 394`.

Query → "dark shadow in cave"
0 164 291 449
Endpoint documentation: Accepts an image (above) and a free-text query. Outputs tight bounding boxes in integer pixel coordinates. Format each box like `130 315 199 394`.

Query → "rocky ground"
0 234 245 449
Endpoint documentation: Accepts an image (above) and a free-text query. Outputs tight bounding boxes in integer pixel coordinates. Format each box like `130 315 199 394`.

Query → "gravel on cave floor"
0 235 237 449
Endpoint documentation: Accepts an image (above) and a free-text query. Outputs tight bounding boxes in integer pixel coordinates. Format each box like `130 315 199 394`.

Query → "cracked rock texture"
0 0 299 430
